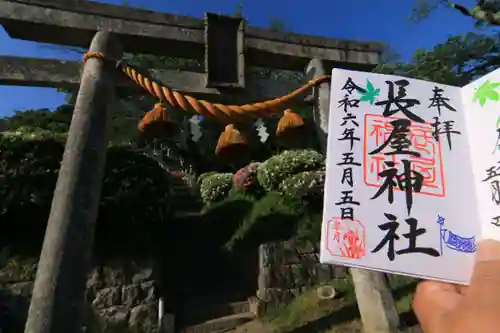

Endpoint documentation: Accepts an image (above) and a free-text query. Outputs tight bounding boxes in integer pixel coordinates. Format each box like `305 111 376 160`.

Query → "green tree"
268 19 287 32
0 105 73 134
412 0 500 27
375 32 500 85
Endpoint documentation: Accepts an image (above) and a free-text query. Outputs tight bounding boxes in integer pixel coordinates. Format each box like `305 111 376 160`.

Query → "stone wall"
257 240 347 306
0 240 348 331
0 257 161 333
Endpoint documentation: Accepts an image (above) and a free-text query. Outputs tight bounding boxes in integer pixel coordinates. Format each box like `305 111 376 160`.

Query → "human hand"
413 239 500 333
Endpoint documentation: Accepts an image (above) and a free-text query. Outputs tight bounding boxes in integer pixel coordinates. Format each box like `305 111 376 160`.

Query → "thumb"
475 239 500 263
469 240 500 295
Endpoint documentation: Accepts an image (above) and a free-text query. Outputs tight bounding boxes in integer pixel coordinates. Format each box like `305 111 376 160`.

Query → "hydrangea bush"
233 162 260 190
198 171 218 185
257 149 324 191
279 170 325 198
199 172 233 204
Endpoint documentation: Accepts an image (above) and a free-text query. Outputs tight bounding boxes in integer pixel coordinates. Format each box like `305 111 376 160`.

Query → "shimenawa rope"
82 51 331 123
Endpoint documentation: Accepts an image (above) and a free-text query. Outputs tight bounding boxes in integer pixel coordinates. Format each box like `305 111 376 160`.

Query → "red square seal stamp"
363 114 446 197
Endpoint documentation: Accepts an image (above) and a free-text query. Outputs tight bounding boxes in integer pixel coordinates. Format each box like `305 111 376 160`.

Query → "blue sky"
0 0 479 117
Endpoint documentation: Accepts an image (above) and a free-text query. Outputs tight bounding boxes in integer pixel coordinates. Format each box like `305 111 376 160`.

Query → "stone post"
257 244 271 302
24 31 122 333
305 58 400 333
308 59 330 150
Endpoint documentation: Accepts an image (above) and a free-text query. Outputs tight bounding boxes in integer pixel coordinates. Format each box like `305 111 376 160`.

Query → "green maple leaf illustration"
357 79 380 104
473 80 500 106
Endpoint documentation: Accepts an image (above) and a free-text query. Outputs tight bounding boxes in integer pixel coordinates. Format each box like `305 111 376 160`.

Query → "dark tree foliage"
0 105 73 134
0 136 172 258
412 0 500 27
375 32 500 86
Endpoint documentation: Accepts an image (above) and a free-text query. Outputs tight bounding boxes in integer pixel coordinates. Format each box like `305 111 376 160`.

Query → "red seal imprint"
326 218 366 259
363 114 446 197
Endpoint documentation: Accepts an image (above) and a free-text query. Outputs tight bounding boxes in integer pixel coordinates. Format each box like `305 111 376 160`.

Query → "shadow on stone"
285 281 418 333
287 303 360 333
0 287 31 333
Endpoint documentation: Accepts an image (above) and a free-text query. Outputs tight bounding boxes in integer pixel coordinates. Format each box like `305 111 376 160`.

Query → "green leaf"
357 80 380 105
488 90 500 101
473 80 500 106
366 80 374 93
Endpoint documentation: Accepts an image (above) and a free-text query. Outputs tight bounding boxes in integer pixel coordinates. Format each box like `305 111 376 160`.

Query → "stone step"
170 188 201 199
172 192 198 200
171 199 203 209
181 313 254 333
169 179 191 186
172 206 202 213
178 301 250 324
171 185 198 195
170 179 190 185
171 183 192 189
172 184 192 188
170 193 202 201
173 211 202 219
172 191 198 198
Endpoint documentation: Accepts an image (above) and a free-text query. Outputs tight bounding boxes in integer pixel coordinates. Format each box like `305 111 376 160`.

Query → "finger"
469 240 500 297
413 281 462 333
475 239 500 263
413 281 462 314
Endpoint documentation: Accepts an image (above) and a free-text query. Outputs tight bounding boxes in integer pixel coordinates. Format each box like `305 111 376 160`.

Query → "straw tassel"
276 109 305 138
215 124 248 156
138 103 177 137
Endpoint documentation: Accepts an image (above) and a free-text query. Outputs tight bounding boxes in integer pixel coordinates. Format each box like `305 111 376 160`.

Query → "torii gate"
0 1 399 333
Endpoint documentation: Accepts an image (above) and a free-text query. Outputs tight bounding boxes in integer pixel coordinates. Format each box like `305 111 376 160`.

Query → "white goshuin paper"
320 68 500 285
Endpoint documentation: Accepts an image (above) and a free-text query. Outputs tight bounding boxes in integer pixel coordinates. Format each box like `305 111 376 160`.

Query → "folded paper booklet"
319 67 500 285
